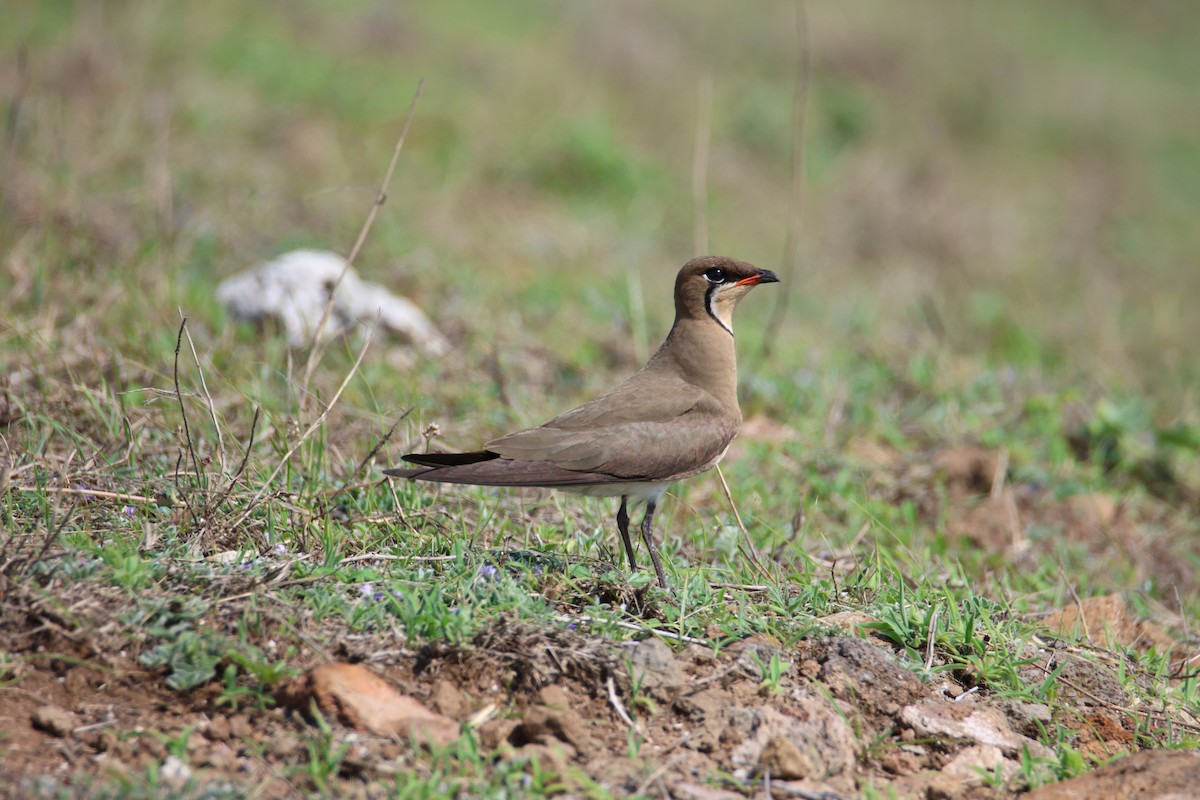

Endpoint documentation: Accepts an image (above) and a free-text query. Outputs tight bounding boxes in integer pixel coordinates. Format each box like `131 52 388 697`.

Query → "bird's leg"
639 500 668 589
616 496 638 571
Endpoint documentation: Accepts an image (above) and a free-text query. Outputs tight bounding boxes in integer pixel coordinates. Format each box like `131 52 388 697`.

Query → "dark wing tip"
402 450 500 468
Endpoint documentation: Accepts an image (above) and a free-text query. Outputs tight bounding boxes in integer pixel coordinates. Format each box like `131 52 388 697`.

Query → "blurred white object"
217 249 449 355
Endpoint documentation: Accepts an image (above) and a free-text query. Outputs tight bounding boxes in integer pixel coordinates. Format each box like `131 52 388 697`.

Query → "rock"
160 755 191 790
31 705 76 737
726 633 786 667
268 733 301 758
537 684 570 709
800 637 927 714
681 644 718 667
217 249 450 354
478 718 519 751
673 688 734 753
228 713 253 739
729 695 857 781
1040 593 1177 654
277 663 458 746
1018 650 1132 711
203 742 237 770
430 678 470 718
141 734 167 758
884 771 964 800
205 715 231 742
1025 749 1200 800
510 704 593 752
721 707 758 745
63 667 98 695
756 735 813 780
901 702 1052 759
673 782 746 800
87 728 121 753
941 744 1012 784
994 700 1052 738
512 742 573 778
625 637 684 699
584 755 646 793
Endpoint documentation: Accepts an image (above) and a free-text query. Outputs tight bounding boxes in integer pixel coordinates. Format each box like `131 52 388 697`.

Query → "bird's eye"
703 267 726 283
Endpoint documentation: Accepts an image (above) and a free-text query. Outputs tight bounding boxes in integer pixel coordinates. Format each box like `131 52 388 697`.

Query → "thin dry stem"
13 486 161 506
231 324 377 531
760 0 811 358
181 307 227 475
299 79 425 415
691 72 714 257
606 674 640 733
715 463 771 583
172 316 203 498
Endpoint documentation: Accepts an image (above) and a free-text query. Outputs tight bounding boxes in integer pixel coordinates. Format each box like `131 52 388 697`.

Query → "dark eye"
703 267 726 283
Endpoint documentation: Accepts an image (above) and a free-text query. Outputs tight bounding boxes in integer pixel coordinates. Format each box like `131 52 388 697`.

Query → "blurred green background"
5 1 1198 391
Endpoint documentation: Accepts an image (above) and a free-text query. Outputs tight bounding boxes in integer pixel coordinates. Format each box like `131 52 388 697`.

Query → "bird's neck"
653 317 741 414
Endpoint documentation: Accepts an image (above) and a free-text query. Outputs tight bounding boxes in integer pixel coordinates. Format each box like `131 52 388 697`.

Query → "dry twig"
760 0 811 357
299 80 425 414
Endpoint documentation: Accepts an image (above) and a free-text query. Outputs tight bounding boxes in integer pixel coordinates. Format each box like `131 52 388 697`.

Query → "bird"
385 256 778 589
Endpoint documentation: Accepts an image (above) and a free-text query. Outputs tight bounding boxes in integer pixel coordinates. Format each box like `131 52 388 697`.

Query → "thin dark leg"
639 500 668 589
616 496 638 570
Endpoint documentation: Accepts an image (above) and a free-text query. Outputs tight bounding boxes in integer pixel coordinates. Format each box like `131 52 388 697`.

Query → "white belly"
561 480 671 503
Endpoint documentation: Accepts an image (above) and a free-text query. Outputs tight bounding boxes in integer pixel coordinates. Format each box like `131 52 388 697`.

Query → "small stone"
478 718 519 751
757 735 813 780
673 783 745 800
901 701 1053 759
681 644 717 666
269 733 302 758
729 698 857 781
430 678 469 718
626 637 684 698
228 713 252 739
95 729 121 753
141 735 167 758
512 742 572 780
277 663 458 746
720 707 758 743
160 755 192 790
31 705 77 738
204 742 237 770
206 715 231 741
63 667 96 696
511 705 593 752
942 744 1012 784
537 684 570 709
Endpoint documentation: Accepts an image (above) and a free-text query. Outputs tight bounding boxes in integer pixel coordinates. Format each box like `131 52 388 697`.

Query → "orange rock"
277 663 458 746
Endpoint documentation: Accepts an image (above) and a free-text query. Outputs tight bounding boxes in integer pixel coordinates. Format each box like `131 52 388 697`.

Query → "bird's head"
673 256 779 334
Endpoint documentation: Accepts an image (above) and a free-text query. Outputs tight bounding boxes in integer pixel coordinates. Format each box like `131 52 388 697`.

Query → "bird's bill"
735 269 780 287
